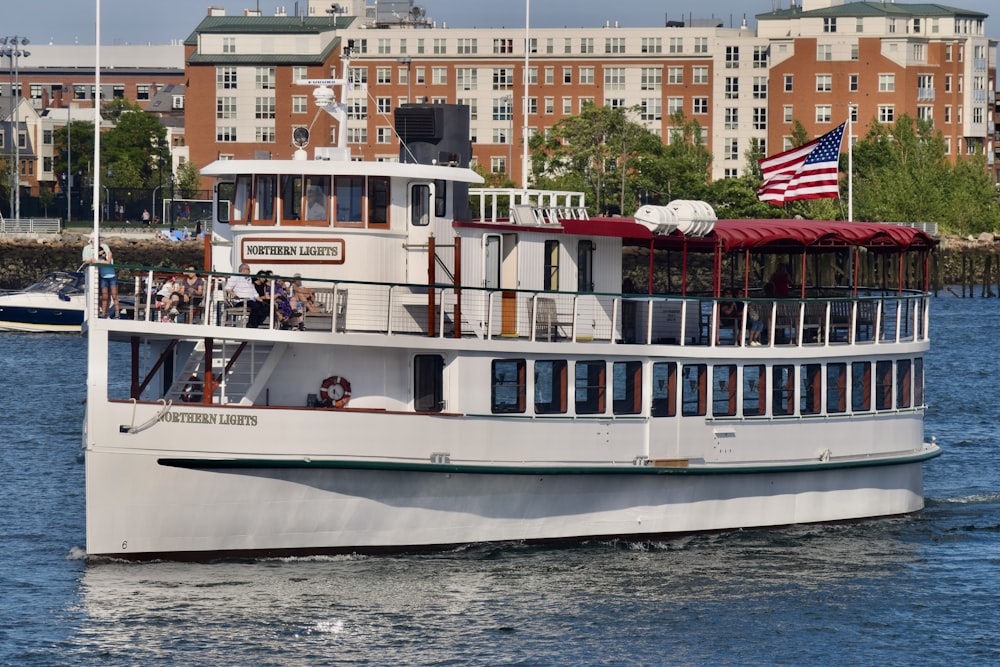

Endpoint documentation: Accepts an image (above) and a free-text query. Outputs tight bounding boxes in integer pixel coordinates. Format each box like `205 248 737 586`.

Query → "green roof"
756 1 988 22
183 15 355 45
184 15 350 65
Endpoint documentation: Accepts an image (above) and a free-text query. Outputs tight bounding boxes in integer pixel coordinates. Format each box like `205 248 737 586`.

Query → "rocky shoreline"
0 232 205 290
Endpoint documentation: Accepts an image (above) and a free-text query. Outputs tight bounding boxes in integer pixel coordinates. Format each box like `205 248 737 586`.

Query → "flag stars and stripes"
757 122 846 206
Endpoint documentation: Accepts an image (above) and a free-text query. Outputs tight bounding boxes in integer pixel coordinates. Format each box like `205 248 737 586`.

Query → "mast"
521 0 530 190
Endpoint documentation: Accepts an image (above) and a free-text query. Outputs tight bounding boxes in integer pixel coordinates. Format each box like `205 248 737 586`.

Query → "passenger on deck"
224 263 265 328
770 263 790 297
178 267 205 322
718 288 741 344
291 274 323 313
746 288 764 347
305 186 328 221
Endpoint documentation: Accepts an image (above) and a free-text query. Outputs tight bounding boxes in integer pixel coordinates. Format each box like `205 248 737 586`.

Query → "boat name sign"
241 237 346 264
159 411 259 426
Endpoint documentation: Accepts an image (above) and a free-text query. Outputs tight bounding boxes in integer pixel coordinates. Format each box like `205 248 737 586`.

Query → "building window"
692 66 708 85
753 107 767 130
604 67 625 89
376 126 392 144
217 126 237 142
255 127 275 143
433 38 447 55
493 38 513 55
544 67 554 85
724 107 738 130
222 37 235 53
693 97 708 114
817 44 832 61
944 105 952 123
878 74 895 92
292 95 308 114
216 67 237 90
667 97 683 115
432 67 447 85
725 77 739 99
783 74 793 92
753 45 769 68
725 46 739 68
640 98 661 121
642 67 663 91
878 105 894 123
255 97 275 119
849 74 859 92
376 97 391 114
641 37 662 54
376 67 391 85
255 67 275 90
216 96 236 119
563 67 572 84
665 66 681 85
725 137 739 160
347 127 367 143
783 105 793 123
816 74 832 92
669 37 683 54
456 68 477 91
693 37 707 53
579 67 594 85
753 76 767 99
457 38 477 54
605 37 625 54
493 68 514 89
136 84 151 100
823 17 837 33
580 37 594 54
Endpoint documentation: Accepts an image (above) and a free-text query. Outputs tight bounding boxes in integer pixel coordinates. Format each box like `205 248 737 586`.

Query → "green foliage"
852 114 1000 234
530 106 716 216
175 160 203 199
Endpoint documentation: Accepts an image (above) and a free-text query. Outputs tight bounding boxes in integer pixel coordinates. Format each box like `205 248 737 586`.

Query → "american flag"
757 122 846 205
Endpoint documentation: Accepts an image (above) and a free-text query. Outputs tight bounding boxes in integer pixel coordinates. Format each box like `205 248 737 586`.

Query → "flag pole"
847 109 853 222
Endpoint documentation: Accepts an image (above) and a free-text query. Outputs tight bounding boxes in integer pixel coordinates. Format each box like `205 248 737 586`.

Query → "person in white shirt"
223 263 265 327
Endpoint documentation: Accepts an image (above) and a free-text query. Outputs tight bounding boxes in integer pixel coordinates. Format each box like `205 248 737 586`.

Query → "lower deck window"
414 354 444 412
613 361 642 415
876 360 893 411
827 363 847 413
681 364 707 416
852 361 872 411
534 360 567 414
742 364 766 416
575 360 606 414
651 361 677 417
492 359 526 413
772 364 795 416
800 364 821 415
712 364 737 417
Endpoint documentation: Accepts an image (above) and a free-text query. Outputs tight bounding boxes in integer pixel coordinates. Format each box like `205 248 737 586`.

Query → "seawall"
0 232 205 290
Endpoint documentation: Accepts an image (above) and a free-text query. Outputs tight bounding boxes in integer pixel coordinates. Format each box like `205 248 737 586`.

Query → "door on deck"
406 182 435 285
485 233 519 336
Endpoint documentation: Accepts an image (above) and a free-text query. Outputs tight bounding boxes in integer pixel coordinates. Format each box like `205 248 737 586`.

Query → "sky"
17 0 1000 46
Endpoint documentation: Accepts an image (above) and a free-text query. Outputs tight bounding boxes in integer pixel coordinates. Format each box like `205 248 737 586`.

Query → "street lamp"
1 36 30 221
501 95 513 178
396 57 412 104
152 184 163 226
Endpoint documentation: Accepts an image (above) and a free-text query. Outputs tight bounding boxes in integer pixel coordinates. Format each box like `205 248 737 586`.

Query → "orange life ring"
319 375 352 408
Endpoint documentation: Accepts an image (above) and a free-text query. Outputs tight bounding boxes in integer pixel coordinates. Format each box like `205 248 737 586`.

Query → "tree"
175 160 203 199
100 99 170 190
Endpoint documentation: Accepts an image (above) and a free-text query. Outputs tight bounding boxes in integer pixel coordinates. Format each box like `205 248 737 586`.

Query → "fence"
0 218 61 234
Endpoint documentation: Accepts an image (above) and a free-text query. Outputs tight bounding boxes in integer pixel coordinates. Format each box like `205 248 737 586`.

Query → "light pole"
152 184 163 226
501 95 513 179
1 36 30 221
396 57 412 104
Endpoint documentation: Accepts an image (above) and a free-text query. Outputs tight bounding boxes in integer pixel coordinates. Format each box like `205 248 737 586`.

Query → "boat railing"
469 188 589 225
99 265 929 348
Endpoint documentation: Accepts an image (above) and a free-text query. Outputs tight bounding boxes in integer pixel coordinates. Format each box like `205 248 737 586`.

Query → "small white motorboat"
0 271 86 333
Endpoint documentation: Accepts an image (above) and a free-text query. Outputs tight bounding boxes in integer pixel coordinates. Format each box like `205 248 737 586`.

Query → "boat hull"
85 447 935 560
0 303 83 332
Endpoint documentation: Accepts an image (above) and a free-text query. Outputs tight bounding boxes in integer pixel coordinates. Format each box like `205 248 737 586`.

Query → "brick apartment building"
3 0 997 218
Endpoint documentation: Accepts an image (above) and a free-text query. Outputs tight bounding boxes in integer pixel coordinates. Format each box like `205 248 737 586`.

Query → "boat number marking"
121 541 128 551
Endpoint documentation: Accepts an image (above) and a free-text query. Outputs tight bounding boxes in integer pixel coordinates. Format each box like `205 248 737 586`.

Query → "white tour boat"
82 74 940 561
